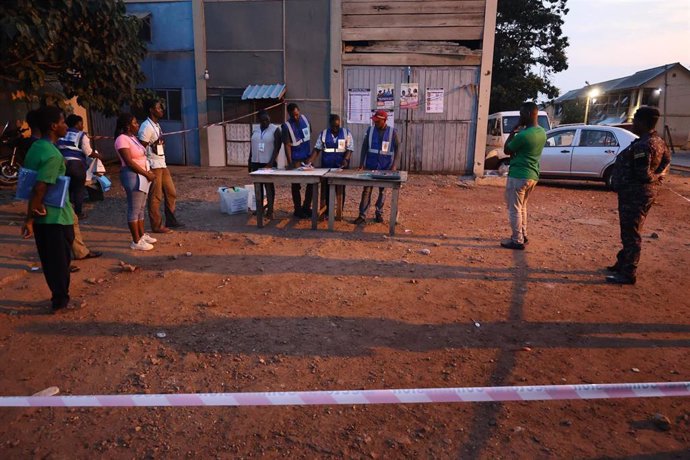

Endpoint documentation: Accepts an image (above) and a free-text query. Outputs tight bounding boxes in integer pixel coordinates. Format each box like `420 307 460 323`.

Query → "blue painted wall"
126 1 199 165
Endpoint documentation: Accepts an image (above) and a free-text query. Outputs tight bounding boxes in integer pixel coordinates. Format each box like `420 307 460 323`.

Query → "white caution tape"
1 382 688 408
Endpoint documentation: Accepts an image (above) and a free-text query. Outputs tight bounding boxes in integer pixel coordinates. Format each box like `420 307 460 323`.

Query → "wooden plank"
343 1 485 15
347 42 481 56
342 26 483 41
342 53 481 66
343 13 483 28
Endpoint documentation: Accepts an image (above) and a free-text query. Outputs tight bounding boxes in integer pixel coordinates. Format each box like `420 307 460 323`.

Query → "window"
579 130 619 147
155 89 182 121
546 129 576 147
129 12 152 43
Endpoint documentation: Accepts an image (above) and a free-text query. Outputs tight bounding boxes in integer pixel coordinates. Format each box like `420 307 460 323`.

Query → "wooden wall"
342 0 486 42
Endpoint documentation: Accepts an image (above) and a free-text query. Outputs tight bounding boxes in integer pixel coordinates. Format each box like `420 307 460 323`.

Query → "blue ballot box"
16 167 71 208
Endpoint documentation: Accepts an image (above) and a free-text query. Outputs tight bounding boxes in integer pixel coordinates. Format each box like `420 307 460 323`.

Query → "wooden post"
472 0 498 178
330 0 343 117
192 0 210 166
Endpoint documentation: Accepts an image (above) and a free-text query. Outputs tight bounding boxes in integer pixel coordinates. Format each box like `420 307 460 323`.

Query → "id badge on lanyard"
156 144 165 156
381 141 390 153
337 139 346 150
302 126 310 141
258 142 265 152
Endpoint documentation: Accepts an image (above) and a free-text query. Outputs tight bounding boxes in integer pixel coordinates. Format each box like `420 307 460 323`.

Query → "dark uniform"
610 131 671 280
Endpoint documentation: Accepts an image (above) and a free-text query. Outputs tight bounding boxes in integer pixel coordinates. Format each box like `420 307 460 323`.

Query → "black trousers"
616 187 656 278
34 224 74 309
290 161 313 212
65 160 87 216
249 162 276 215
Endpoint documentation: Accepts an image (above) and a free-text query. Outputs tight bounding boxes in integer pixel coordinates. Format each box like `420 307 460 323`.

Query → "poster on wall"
347 88 372 124
376 84 395 110
400 83 419 109
425 88 445 113
371 109 394 129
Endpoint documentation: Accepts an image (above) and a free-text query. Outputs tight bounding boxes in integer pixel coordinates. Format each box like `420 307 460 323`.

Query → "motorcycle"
0 121 31 184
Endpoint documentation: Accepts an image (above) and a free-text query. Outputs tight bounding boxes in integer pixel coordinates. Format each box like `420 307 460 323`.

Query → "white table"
249 168 330 229
323 170 408 236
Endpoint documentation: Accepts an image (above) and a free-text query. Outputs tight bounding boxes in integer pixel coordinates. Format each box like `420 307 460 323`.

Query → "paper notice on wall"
347 88 372 124
400 83 419 109
376 84 395 110
371 110 394 129
425 88 444 113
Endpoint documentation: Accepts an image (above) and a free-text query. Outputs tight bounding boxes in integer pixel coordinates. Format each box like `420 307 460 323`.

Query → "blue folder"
16 167 71 208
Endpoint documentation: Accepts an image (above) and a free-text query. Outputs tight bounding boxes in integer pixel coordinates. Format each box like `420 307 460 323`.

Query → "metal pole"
584 96 590 125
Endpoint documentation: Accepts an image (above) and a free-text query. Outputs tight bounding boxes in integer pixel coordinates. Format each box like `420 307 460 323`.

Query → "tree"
0 0 148 115
559 100 585 125
490 0 570 113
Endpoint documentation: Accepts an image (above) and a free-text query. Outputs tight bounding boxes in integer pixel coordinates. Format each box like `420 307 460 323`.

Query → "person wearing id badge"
355 109 400 225
309 114 353 219
281 103 314 218
114 113 157 251
138 99 183 234
248 110 282 219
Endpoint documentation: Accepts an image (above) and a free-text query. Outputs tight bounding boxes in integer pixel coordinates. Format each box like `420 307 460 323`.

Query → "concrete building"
549 63 690 148
114 0 499 174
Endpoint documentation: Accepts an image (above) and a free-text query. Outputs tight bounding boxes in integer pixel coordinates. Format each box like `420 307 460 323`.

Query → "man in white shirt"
138 99 183 233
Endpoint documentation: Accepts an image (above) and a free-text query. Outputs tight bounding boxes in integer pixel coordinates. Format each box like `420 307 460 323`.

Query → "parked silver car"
540 125 638 188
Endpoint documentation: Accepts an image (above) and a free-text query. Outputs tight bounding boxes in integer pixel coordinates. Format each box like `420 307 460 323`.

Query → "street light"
584 88 600 125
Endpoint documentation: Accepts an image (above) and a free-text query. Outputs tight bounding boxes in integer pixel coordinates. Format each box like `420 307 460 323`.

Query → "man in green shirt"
21 106 77 312
501 102 546 250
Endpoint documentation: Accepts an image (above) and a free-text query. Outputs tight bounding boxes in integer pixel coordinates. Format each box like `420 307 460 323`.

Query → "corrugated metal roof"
555 63 687 103
241 84 286 100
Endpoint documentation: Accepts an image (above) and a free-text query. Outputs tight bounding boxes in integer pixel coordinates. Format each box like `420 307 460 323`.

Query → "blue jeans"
359 187 386 218
120 166 147 222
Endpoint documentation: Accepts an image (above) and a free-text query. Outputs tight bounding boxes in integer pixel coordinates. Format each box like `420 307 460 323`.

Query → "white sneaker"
130 239 154 251
141 233 157 244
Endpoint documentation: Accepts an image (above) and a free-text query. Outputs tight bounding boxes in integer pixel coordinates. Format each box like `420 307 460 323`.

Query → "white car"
540 125 637 189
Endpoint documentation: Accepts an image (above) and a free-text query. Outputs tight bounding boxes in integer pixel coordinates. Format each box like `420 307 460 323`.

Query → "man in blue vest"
354 110 400 225
56 114 100 219
282 103 313 218
309 114 353 219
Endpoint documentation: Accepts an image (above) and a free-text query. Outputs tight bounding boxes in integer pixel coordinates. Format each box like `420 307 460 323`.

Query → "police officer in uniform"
282 103 313 218
607 106 671 285
249 110 281 219
355 109 400 224
309 114 353 219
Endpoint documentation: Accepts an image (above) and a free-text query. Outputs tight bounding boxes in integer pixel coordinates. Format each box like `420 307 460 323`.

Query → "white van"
484 111 551 169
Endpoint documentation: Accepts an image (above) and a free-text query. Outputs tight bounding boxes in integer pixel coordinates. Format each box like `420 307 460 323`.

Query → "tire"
0 161 19 184
603 166 614 190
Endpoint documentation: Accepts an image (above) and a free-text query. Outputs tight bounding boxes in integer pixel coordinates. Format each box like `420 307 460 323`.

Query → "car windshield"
502 116 550 133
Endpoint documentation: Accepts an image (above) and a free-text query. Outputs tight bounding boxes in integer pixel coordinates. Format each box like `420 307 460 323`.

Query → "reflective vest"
283 115 311 161
364 126 395 170
57 128 86 164
319 128 350 168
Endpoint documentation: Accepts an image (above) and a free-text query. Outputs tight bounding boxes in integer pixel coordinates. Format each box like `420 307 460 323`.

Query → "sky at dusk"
549 0 690 94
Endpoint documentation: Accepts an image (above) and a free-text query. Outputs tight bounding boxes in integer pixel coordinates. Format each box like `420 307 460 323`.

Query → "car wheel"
604 166 614 190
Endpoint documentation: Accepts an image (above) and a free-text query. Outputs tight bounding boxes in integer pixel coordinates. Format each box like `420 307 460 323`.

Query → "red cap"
371 110 388 121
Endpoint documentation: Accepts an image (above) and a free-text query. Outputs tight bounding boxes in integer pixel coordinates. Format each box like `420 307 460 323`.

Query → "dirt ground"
0 166 689 459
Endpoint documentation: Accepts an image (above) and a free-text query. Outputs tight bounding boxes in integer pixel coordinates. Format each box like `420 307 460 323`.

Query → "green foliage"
490 0 570 113
559 100 585 125
0 0 147 116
